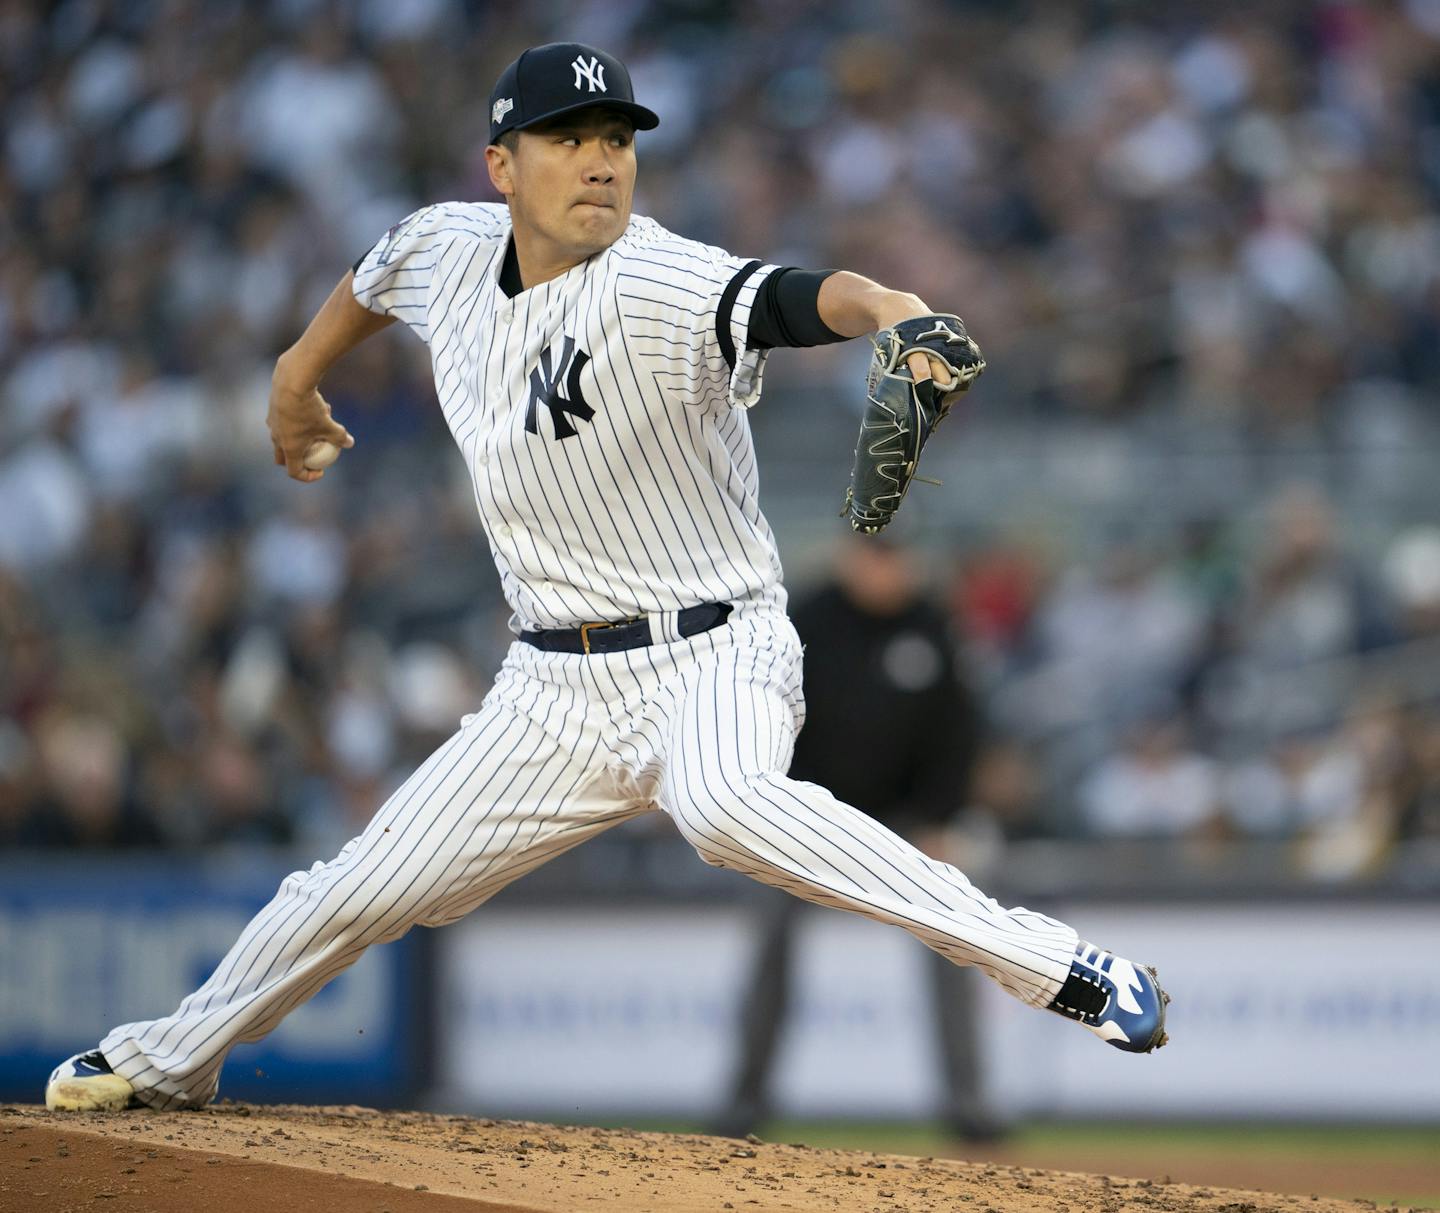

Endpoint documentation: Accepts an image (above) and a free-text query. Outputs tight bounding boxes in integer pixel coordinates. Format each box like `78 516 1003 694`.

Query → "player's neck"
509 229 593 293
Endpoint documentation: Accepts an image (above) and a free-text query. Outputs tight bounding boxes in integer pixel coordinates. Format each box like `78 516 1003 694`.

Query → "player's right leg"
46 692 644 1111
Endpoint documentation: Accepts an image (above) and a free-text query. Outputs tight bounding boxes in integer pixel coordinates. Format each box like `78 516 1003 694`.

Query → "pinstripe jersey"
352 201 786 633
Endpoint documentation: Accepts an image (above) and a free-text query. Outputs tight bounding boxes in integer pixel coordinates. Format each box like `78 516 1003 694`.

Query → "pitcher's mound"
0 1104 1392 1213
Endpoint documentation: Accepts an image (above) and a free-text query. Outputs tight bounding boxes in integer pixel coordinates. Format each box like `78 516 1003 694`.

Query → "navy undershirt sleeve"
747 267 846 350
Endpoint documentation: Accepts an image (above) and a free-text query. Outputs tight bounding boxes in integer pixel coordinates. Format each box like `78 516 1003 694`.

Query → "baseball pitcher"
48 42 1167 1115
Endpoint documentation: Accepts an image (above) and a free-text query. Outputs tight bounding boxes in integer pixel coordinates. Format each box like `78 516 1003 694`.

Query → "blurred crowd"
5 0 1440 874
946 483 1440 877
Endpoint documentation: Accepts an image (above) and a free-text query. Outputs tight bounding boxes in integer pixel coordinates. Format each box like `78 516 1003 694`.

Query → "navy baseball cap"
488 43 660 144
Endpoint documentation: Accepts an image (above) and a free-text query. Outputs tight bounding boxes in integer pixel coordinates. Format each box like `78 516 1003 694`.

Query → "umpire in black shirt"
714 531 994 1139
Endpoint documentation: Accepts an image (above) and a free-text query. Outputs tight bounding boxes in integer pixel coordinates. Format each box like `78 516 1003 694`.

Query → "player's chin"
570 204 626 247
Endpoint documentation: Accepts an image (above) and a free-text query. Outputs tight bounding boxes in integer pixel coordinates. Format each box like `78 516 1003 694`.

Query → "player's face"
494 109 637 263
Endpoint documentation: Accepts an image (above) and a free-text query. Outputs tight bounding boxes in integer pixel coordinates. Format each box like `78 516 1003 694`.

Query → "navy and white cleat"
1046 942 1170 1053
45 1050 136 1112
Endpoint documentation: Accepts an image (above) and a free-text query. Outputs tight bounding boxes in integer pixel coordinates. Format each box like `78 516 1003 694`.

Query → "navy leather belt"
520 602 733 655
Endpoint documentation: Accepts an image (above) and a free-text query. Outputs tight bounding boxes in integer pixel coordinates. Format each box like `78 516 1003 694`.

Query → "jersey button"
501 308 513 324
479 454 489 466
498 525 512 539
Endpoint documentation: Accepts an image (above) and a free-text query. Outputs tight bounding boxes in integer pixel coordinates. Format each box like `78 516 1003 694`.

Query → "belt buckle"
579 616 642 655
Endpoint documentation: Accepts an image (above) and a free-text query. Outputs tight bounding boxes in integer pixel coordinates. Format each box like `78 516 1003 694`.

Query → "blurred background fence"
2 0 1439 1127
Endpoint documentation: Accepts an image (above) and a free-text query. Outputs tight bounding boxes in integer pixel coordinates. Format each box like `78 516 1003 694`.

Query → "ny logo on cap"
492 97 513 125
572 54 606 93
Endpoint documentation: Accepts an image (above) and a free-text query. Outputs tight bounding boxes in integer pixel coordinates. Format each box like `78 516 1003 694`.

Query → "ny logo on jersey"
525 335 595 440
572 54 606 92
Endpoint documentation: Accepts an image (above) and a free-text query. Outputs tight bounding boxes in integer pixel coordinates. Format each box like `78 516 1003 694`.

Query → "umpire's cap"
488 43 660 145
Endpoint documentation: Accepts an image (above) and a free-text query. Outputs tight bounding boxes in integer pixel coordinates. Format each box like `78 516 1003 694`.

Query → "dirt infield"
0 1105 1417 1213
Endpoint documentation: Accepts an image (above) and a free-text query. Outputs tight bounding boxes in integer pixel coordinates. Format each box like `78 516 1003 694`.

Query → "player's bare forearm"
818 272 953 385
816 272 932 340
274 272 396 391
267 273 391 482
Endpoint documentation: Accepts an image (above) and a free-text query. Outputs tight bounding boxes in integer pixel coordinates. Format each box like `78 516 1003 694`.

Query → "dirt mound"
0 1105 1402 1213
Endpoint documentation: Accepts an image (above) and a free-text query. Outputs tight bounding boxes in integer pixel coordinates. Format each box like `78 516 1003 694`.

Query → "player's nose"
581 138 617 184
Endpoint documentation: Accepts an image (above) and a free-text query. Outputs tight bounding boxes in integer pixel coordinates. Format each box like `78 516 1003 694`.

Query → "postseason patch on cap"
492 97 513 126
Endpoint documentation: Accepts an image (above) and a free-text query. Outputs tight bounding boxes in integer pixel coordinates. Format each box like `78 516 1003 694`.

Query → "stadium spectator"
1078 706 1222 839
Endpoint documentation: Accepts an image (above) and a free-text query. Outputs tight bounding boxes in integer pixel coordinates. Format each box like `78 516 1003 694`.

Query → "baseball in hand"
303 439 341 471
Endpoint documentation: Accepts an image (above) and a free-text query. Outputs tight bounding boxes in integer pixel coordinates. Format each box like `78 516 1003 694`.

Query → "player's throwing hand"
266 377 355 483
266 271 391 482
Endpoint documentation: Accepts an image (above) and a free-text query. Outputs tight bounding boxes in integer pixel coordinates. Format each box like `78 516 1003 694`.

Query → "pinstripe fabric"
101 688 648 1110
650 610 1076 1008
350 202 781 635
102 609 1074 1108
95 203 1079 1108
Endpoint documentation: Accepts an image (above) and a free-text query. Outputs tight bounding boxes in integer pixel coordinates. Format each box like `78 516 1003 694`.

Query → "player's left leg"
658 645 1168 1053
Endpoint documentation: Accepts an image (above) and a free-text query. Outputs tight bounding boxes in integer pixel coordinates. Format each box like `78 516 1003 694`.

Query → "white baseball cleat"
1046 941 1170 1053
45 1050 136 1112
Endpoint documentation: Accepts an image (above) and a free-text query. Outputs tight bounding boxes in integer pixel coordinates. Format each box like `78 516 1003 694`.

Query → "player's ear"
485 144 515 198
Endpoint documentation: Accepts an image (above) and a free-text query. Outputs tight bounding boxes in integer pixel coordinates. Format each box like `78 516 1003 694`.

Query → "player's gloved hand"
842 313 985 534
266 378 355 483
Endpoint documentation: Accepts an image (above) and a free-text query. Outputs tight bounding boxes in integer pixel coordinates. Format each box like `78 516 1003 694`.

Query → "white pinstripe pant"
102 607 1076 1109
